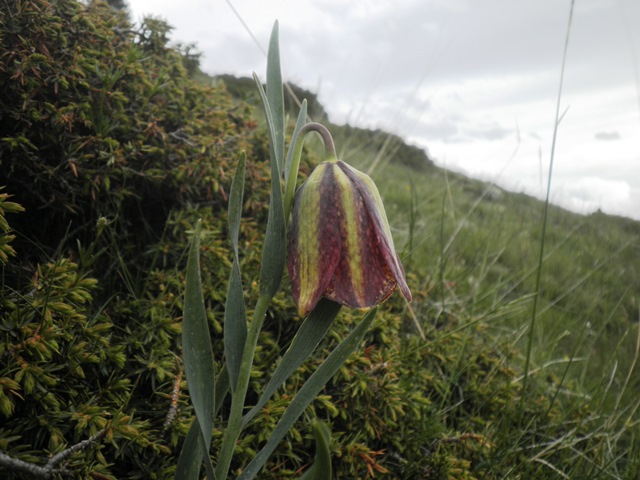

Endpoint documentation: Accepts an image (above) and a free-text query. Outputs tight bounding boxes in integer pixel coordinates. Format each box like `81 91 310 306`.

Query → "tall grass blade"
252 25 287 296
215 34 287 478
238 308 377 480
215 296 271 479
242 299 341 427
225 152 247 391
520 0 575 415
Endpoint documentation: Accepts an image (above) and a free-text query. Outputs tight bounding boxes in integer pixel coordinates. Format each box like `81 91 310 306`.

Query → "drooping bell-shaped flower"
288 158 412 316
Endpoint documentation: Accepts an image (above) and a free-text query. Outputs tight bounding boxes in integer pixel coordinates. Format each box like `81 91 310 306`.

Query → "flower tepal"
288 159 412 316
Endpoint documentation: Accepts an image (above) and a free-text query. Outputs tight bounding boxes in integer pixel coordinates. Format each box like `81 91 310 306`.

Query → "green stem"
215 294 272 479
283 122 337 221
519 0 574 423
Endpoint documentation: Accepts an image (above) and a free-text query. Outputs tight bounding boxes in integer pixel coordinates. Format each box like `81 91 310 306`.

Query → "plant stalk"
284 122 337 220
215 294 272 479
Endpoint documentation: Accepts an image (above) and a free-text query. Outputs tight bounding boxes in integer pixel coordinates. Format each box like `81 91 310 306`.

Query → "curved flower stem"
284 122 337 221
217 122 336 478
215 294 272 479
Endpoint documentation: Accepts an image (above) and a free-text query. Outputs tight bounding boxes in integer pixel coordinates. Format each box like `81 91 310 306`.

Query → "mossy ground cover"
1 1 639 478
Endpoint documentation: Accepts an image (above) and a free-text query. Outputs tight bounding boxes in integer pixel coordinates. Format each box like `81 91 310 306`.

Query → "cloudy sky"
127 0 640 220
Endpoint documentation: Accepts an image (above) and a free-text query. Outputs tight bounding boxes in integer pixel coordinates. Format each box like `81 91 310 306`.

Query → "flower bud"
288 160 412 316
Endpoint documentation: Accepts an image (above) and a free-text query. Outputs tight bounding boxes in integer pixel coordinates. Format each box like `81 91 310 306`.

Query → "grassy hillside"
1 1 639 478
220 73 640 475
333 121 640 405
222 73 640 408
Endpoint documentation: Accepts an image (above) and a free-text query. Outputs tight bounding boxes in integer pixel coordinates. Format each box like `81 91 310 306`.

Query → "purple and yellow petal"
288 159 412 316
288 163 341 315
337 161 412 302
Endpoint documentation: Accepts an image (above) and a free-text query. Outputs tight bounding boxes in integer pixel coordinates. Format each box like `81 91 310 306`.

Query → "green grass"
343 128 640 398
337 123 640 475
210 10 640 420
219 69 640 475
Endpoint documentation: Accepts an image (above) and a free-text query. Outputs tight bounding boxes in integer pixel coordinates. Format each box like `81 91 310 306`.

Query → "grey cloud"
128 0 640 220
443 122 512 143
594 131 621 141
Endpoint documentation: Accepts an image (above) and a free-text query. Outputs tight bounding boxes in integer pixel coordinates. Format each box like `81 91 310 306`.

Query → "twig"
168 130 197 147
0 428 107 479
0 452 69 478
163 368 183 431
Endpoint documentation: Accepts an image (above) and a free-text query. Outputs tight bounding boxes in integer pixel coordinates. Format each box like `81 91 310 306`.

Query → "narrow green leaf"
225 152 247 390
259 154 286 299
284 100 308 221
174 419 203 480
299 419 332 480
228 151 246 253
214 363 230 417
238 309 377 480
253 75 286 299
284 99 308 184
252 73 278 168
215 295 272 479
182 220 215 455
203 450 216 480
174 418 216 480
266 20 285 173
225 263 245 391
242 299 341 428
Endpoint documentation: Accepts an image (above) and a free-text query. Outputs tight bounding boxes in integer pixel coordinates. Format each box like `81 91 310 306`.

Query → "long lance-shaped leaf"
283 99 308 221
175 417 216 480
238 309 377 480
242 299 341 428
225 152 247 391
266 20 285 173
214 363 230 416
253 77 286 299
250 18 286 367
216 39 286 479
175 365 230 480
284 99 307 184
174 419 204 480
299 420 332 480
252 72 279 175
180 220 215 479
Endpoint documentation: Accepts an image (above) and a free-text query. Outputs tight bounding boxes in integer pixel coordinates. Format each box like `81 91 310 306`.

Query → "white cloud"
553 176 633 215
126 0 640 220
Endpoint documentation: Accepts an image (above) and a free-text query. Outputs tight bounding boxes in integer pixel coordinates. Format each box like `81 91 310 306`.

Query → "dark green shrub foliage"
0 0 254 272
0 1 256 477
1 1 635 479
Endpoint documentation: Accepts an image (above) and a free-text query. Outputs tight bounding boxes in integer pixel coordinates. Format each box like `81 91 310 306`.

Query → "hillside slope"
1 2 639 478
220 74 640 400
